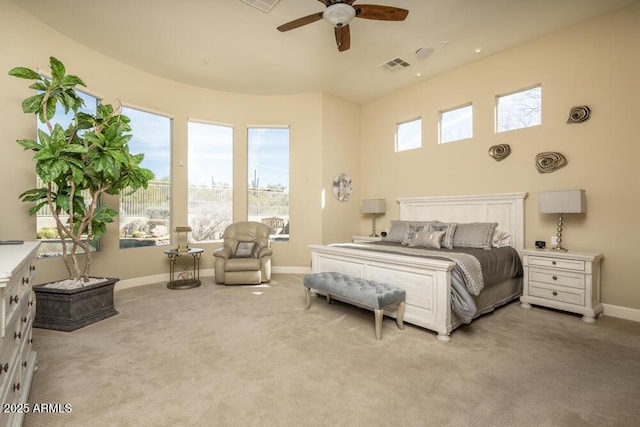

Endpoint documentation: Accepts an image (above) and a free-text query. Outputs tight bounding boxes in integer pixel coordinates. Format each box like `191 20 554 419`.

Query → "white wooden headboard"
397 192 528 252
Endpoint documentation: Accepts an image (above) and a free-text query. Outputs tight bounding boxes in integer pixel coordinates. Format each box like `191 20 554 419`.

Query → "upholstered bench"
303 271 406 340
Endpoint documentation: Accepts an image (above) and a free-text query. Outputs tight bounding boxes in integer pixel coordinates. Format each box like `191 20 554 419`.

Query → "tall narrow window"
119 107 171 249
35 90 98 258
247 127 290 241
395 118 421 152
439 104 473 144
187 121 233 242
496 85 542 133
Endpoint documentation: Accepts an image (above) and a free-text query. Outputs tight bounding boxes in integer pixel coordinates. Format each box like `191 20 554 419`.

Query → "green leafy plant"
9 56 153 282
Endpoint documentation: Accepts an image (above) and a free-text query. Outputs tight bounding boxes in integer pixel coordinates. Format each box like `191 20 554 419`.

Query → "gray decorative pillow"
452 222 499 250
402 224 426 245
427 222 457 249
408 230 446 249
234 241 257 258
383 221 408 243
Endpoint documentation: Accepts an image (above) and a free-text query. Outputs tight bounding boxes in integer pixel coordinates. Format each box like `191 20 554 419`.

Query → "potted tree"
9 57 153 331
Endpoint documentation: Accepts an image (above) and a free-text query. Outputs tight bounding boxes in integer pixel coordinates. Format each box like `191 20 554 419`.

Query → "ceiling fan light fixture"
323 3 356 27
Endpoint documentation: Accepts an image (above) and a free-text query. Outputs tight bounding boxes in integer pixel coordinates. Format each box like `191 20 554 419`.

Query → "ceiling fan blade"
355 5 409 21
334 25 351 52
277 12 324 32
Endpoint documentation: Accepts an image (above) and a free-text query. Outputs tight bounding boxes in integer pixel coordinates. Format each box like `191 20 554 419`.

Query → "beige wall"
0 1 355 284
359 3 640 310
2 1 639 312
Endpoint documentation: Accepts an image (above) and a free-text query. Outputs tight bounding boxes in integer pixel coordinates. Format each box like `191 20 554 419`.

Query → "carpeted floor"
24 273 640 427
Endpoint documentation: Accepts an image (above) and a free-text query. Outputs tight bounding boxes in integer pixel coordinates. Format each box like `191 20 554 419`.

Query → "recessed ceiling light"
474 48 482 54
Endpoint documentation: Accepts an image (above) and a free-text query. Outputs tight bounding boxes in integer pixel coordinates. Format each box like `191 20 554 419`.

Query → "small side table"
520 248 603 323
164 247 204 290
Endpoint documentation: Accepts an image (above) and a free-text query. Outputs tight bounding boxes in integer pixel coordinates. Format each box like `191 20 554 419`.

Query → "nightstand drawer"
527 255 585 272
529 283 585 306
528 268 585 290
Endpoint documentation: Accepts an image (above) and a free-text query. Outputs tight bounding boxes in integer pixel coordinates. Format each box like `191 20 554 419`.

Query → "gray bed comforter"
328 242 523 323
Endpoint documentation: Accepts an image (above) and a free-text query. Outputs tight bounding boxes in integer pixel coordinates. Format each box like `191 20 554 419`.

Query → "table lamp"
539 190 585 251
175 226 192 252
361 199 386 237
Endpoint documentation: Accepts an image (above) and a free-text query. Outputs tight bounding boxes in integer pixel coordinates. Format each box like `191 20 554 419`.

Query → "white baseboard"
115 266 310 291
603 303 640 323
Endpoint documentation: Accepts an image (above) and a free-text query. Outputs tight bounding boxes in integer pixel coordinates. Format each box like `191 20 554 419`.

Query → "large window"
247 127 290 241
187 121 233 242
496 85 542 133
35 90 98 258
439 104 473 144
395 118 422 152
119 107 171 249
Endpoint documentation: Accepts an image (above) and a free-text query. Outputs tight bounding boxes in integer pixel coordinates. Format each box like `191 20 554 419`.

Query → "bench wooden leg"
396 302 405 330
304 287 311 309
374 308 383 340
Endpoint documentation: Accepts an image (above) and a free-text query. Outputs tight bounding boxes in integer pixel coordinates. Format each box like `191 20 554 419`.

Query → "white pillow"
492 229 511 248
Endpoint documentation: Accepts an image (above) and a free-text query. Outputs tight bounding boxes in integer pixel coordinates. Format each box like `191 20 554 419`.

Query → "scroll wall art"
535 152 568 174
488 144 511 161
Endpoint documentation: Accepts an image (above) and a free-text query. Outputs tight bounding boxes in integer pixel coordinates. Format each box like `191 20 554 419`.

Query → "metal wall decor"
488 144 511 161
535 152 568 173
567 106 591 123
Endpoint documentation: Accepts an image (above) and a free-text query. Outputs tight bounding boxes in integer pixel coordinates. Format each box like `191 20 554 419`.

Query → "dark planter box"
33 277 119 332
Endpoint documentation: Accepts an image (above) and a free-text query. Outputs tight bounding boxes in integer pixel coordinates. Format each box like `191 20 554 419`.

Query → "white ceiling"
13 0 637 104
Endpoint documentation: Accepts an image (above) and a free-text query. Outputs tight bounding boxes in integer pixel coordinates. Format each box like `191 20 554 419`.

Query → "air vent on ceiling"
379 57 412 72
240 0 280 13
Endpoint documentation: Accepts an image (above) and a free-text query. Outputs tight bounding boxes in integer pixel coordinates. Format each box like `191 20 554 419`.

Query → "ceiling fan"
277 0 409 52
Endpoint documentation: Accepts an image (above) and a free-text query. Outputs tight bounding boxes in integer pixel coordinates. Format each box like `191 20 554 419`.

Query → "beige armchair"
213 221 273 285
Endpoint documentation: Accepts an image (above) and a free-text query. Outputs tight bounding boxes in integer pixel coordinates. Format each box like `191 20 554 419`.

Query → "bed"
308 192 527 342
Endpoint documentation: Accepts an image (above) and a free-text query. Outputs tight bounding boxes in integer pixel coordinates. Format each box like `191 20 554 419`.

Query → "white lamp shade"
361 199 386 214
539 190 586 214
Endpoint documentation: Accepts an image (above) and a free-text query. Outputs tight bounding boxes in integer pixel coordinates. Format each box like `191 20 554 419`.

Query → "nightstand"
520 249 604 323
352 235 382 243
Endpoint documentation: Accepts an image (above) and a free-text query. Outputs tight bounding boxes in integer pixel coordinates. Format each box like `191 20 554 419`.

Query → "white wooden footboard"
309 244 457 341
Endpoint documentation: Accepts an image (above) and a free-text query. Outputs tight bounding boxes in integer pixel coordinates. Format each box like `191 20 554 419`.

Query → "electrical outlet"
551 236 558 245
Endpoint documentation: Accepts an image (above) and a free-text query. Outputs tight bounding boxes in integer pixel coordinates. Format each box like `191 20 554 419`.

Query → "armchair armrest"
257 247 273 258
213 247 233 259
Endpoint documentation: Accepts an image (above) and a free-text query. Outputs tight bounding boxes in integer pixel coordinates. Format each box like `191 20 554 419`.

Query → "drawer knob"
2 363 8 373
13 382 21 392
552 260 557 265
9 295 18 305
14 331 22 340
22 316 28 324
30 265 36 272
22 277 30 285
552 276 558 281
23 361 28 368
552 291 558 296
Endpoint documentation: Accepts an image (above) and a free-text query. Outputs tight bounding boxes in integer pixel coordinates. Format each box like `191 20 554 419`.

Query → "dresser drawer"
528 268 585 290
527 255 586 272
529 282 585 306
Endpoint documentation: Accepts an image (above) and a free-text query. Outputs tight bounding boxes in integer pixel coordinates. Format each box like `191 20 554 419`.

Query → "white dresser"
0 242 38 427
520 248 603 323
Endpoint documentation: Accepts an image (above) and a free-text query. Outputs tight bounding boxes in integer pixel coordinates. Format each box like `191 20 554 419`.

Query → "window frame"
495 84 542 133
439 103 474 144
247 126 290 241
118 104 173 250
187 119 234 243
395 117 422 152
